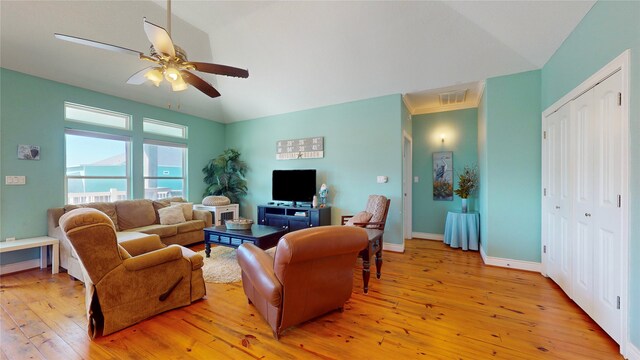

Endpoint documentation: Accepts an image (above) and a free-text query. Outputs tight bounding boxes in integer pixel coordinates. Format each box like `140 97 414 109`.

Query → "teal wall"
477 90 488 254
540 0 640 349
0 68 225 264
481 70 541 262
225 94 404 246
412 109 478 234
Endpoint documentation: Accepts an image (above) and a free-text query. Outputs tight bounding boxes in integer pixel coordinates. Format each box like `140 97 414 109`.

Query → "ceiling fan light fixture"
171 76 188 92
165 66 180 82
144 68 163 87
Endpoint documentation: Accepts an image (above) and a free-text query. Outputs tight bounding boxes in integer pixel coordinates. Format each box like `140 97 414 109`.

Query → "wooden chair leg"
362 259 370 294
375 250 383 279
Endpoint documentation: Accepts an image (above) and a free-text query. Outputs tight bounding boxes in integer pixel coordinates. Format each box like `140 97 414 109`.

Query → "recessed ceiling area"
0 1 595 123
404 82 485 115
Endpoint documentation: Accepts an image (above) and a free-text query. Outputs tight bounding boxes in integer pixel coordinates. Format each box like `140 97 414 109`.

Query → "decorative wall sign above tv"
276 137 324 160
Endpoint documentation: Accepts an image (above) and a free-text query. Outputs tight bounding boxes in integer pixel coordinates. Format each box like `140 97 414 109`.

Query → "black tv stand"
258 204 331 232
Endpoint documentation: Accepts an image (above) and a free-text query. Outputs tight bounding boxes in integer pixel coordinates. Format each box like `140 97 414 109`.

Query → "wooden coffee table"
203 225 286 257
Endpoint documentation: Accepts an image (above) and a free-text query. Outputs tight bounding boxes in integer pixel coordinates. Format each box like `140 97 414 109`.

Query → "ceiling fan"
54 0 248 98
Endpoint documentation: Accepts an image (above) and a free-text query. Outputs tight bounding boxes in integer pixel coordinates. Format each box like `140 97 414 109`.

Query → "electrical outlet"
6 237 16 242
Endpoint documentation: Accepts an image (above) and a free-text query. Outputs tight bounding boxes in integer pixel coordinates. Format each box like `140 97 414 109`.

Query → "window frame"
64 102 131 130
143 139 188 200
143 118 188 139
64 129 132 204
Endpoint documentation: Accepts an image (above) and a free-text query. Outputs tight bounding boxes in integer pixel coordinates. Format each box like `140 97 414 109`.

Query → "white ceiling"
0 1 595 123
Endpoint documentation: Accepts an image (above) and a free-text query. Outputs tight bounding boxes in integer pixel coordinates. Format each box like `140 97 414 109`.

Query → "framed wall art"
17 144 40 160
432 151 452 200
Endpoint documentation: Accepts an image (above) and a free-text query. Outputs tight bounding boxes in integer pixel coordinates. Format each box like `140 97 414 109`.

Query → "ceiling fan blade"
54 33 143 57
180 70 221 98
126 67 155 85
143 18 175 58
189 62 249 78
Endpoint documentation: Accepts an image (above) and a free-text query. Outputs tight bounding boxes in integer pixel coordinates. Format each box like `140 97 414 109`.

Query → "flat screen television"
272 169 316 204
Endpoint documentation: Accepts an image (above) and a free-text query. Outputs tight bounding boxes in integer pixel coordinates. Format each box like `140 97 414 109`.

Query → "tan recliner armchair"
237 226 368 339
59 207 206 338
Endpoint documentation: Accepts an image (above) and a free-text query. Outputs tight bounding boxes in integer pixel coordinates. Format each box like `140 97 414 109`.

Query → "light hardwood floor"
0 239 622 359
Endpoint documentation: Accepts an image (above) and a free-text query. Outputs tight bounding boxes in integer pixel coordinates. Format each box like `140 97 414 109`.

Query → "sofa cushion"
176 220 205 234
115 199 156 230
158 205 186 225
129 224 178 238
153 197 185 223
171 202 193 221
64 202 119 231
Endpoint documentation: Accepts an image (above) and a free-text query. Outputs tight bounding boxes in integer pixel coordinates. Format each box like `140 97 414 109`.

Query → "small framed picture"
17 144 40 160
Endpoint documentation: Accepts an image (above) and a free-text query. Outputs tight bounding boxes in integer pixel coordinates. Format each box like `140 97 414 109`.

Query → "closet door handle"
555 206 561 209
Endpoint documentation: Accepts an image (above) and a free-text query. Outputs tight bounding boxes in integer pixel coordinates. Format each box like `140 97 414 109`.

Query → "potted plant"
202 148 248 204
453 165 478 213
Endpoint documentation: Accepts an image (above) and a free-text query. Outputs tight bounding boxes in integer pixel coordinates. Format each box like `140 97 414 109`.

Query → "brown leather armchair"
59 207 206 338
237 226 368 339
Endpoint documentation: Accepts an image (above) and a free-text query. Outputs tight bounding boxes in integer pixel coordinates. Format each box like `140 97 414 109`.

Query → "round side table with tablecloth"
444 211 479 251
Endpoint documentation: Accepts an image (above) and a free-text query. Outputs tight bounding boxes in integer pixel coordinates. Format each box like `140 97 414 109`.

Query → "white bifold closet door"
545 70 623 344
544 103 572 295
573 70 623 343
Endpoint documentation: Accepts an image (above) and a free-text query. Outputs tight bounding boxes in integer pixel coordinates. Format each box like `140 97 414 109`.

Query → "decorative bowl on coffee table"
225 218 253 230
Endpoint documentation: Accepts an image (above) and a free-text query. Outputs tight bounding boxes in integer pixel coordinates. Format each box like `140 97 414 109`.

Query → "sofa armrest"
122 246 183 271
119 234 165 257
193 210 212 228
48 208 65 237
237 243 282 307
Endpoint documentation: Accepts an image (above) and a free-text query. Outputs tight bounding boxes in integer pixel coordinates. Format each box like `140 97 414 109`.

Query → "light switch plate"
377 176 388 183
5 176 26 185
414 176 419 183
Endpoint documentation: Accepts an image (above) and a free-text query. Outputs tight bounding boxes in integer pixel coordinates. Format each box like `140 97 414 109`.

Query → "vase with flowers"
453 165 478 213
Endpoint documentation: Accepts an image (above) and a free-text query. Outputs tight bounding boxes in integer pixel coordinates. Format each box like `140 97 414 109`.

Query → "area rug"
198 246 275 284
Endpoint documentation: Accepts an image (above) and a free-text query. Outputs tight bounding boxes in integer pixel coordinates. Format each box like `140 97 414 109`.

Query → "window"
143 118 187 139
65 130 130 204
65 102 131 130
143 140 187 200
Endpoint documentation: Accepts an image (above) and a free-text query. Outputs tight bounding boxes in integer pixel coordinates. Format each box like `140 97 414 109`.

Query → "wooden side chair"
341 195 391 293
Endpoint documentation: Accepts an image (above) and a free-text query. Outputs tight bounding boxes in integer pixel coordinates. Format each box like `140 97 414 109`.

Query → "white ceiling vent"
439 89 468 106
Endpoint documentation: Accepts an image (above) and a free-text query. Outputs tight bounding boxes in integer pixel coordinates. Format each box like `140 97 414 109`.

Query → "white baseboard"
412 232 444 241
383 242 405 253
626 341 640 360
480 246 542 273
0 259 40 275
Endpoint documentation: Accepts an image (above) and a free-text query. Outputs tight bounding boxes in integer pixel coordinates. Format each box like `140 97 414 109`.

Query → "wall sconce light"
441 134 445 143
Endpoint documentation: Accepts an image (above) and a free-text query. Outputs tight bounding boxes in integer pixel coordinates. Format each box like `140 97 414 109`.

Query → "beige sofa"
48 197 212 281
